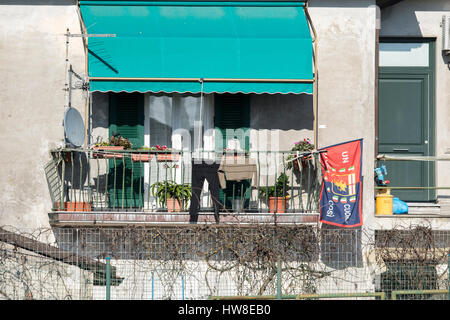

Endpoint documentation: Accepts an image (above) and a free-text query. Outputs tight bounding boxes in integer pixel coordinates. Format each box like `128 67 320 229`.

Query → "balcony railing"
45 148 323 215
375 154 450 214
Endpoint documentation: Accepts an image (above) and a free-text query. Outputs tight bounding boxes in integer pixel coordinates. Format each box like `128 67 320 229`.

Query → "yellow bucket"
376 193 393 215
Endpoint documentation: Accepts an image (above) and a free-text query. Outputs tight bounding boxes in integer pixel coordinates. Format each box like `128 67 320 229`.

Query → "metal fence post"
276 258 282 300
152 273 154 300
106 257 111 300
182 274 185 300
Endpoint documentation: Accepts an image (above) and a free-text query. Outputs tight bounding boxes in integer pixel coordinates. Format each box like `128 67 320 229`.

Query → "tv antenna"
62 29 116 147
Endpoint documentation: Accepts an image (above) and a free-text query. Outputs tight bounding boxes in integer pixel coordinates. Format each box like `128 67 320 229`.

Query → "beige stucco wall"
0 2 86 228
1 0 449 232
380 0 450 199
373 0 450 229
308 1 377 228
0 1 378 229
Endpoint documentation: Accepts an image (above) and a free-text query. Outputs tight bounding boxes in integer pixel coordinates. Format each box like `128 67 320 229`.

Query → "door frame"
377 37 436 201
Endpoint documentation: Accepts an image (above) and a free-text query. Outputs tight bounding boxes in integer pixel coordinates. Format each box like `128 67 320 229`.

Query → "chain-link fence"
0 224 448 300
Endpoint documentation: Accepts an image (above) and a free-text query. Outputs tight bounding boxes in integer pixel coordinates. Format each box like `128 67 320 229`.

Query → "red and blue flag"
319 139 363 227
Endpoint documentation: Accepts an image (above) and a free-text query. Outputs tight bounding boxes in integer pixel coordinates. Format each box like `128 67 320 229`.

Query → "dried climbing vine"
0 223 448 300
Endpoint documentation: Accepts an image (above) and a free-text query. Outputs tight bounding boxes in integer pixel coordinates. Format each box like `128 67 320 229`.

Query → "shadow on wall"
379 0 450 38
251 94 313 132
443 52 450 70
57 151 89 202
380 4 423 36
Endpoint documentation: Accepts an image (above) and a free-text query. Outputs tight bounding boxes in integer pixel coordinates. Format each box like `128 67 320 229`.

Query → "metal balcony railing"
45 148 323 214
375 154 450 210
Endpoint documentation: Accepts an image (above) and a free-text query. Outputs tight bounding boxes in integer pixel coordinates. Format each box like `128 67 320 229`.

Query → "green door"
214 94 251 210
108 93 145 208
378 39 435 202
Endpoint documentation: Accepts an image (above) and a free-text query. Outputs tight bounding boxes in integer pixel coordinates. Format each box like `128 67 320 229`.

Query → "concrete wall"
0 2 85 228
380 0 450 200
372 0 450 230
0 1 378 229
2 0 449 232
308 1 377 227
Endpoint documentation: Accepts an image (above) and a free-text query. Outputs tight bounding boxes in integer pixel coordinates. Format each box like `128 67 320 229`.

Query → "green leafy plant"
110 135 132 149
137 146 158 151
94 135 132 149
286 138 315 170
292 138 314 152
258 173 290 199
94 141 110 147
150 180 192 208
138 145 180 153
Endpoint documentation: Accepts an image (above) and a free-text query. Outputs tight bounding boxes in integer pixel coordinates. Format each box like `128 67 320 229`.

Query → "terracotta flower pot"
131 153 154 162
268 197 288 213
166 198 182 212
157 153 180 162
56 201 92 212
92 146 124 159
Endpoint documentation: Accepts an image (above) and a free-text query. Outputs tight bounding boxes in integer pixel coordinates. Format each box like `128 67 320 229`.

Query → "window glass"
147 93 213 151
379 42 429 67
148 95 173 148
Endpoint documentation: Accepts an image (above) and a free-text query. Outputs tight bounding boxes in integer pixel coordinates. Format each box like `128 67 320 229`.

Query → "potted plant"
258 173 290 213
92 135 132 159
286 138 315 171
55 201 92 212
154 145 181 162
150 180 191 212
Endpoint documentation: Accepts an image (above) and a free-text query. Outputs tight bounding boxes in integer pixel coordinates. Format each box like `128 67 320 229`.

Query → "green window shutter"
109 93 144 148
214 93 250 152
214 94 251 210
108 93 144 208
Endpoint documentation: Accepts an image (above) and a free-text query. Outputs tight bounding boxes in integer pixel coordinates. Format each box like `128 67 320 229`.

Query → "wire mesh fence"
0 224 448 300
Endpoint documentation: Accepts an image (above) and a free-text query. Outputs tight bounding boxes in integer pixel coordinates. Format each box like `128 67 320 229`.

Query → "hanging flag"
319 139 363 227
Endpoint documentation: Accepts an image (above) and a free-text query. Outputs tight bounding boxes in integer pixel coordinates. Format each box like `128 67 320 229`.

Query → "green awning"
79 1 314 94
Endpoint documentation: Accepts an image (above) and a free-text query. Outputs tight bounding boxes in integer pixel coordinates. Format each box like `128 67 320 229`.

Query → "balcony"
45 148 322 226
375 154 450 218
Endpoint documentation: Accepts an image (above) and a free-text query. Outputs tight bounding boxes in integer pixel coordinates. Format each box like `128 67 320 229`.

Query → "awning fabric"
79 1 314 94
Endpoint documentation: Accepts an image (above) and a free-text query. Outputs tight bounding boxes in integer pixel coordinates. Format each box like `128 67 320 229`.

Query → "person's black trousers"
189 160 221 223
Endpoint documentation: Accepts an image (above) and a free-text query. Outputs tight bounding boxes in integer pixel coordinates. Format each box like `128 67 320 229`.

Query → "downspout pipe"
76 0 90 147
375 5 381 158
304 0 319 148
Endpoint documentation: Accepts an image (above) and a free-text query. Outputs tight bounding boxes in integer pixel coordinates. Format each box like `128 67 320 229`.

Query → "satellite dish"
63 107 85 147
